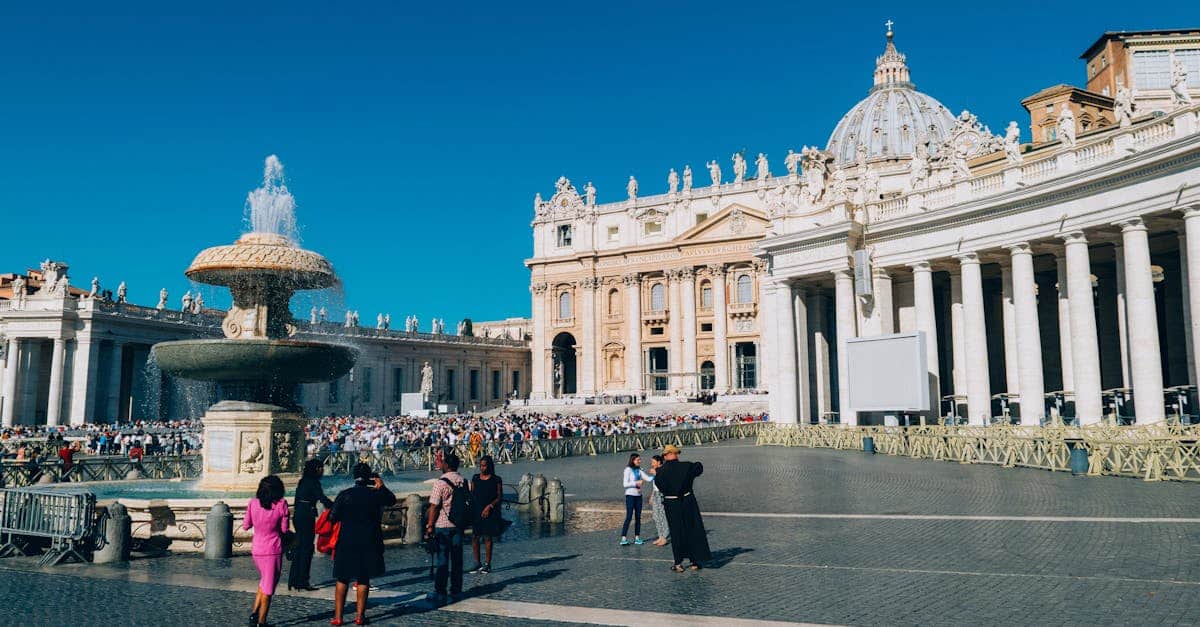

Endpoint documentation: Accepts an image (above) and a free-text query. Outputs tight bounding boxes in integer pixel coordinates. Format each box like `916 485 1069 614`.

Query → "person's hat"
662 444 681 455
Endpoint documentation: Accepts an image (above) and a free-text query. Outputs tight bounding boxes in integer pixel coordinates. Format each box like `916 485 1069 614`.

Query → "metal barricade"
0 487 96 565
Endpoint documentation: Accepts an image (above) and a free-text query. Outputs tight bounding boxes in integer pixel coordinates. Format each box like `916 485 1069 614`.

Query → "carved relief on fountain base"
196 408 305 491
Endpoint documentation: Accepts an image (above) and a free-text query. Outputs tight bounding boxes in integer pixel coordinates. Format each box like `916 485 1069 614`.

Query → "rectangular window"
392 367 403 402
328 380 340 404
607 226 620 242
695 213 708 225
701 285 713 308
644 221 662 236
446 369 456 401
557 224 573 247
1133 50 1171 89
361 367 372 403
701 322 713 332
650 327 664 335
469 369 480 400
491 370 501 400
511 370 521 396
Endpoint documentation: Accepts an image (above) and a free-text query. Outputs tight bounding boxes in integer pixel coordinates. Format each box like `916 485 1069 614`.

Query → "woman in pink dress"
244 475 290 627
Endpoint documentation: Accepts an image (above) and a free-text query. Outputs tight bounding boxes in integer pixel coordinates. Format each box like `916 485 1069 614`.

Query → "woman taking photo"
289 459 334 591
329 462 396 626
620 453 648 546
243 475 290 627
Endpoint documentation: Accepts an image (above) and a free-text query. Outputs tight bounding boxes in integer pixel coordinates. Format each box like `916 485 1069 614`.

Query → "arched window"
558 292 572 319
700 280 713 308
650 283 666 311
736 274 753 303
609 353 623 380
608 288 621 316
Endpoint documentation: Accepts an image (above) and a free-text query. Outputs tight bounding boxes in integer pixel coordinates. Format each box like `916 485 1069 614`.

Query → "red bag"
314 509 340 557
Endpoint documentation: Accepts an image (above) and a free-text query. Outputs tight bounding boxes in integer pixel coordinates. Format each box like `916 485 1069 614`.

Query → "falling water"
244 154 298 242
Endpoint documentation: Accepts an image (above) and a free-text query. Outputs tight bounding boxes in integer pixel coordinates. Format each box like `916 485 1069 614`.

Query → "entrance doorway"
647 347 669 393
551 332 577 397
735 342 757 389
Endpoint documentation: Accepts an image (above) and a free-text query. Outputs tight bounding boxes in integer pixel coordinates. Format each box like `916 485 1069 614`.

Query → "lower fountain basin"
153 339 357 384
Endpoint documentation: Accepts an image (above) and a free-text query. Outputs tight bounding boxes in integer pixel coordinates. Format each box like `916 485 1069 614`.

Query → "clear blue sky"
1 2 1194 323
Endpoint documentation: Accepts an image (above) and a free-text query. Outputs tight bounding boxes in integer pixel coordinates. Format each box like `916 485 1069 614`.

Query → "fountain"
153 156 357 491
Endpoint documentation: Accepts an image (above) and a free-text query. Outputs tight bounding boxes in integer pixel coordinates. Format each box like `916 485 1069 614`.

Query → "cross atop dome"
873 20 910 89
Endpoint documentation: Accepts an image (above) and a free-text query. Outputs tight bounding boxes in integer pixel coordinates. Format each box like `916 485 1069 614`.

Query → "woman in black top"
288 459 334 591
469 455 503 574
329 462 396 626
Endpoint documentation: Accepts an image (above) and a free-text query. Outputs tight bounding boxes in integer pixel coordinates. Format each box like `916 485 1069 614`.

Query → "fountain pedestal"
197 402 305 492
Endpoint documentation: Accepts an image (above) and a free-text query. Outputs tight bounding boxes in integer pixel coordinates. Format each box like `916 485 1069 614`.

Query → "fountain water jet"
153 156 357 491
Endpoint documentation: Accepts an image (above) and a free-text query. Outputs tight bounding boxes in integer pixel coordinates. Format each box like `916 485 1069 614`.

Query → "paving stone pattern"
2 442 1200 625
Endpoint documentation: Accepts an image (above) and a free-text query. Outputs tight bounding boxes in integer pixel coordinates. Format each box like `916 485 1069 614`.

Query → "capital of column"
907 260 933 273
530 282 549 295
1058 230 1088 246
1003 242 1034 257
1114 216 1148 233
752 259 769 274
954 251 981 266
579 276 602 290
621 273 641 286
677 266 696 281
1180 204 1200 220
704 263 727 278
831 267 854 281
871 267 891 279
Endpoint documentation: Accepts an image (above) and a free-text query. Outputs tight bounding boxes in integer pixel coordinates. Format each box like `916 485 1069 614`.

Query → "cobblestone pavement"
3 441 1200 626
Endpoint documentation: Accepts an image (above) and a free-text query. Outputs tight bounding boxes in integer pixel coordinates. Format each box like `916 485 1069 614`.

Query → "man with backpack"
426 450 472 605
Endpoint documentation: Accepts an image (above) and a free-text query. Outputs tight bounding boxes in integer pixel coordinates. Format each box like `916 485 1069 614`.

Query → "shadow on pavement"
706 546 753 568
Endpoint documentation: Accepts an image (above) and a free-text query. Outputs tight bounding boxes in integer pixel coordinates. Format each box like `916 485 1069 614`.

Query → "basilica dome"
825 30 958 165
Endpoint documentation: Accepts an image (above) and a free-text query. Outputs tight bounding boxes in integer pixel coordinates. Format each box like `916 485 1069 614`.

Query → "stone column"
874 268 895 335
623 274 643 394
1061 232 1103 423
45 338 67 427
1183 206 1200 394
949 270 967 403
755 261 771 392
794 286 811 424
833 268 858 425
1006 243 1046 425
771 281 799 423
69 336 96 425
1113 244 1131 388
2 338 22 427
710 265 730 393
680 268 698 394
106 341 125 423
529 283 548 399
1055 254 1075 393
579 278 598 397
957 253 991 425
667 270 683 386
1000 263 1021 398
1178 232 1197 387
809 288 832 421
909 261 940 420
1118 218 1166 423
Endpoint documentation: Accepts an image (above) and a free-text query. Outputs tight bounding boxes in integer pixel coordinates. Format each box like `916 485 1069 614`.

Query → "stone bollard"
545 478 565 524
125 468 142 480
94 502 132 564
529 474 547 521
204 502 233 559
37 473 56 484
404 493 424 544
516 473 532 513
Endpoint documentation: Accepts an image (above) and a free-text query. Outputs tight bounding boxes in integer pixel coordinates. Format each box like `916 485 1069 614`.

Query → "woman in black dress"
468 455 503 574
289 458 334 591
329 462 396 626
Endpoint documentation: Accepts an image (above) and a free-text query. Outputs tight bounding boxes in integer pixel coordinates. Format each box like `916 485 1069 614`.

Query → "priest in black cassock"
653 444 711 571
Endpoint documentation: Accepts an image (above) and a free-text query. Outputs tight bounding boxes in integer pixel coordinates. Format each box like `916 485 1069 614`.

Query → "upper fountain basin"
185 233 336 290
153 339 357 384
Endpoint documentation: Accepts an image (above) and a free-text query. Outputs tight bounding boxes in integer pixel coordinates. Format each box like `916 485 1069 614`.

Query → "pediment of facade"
675 204 768 243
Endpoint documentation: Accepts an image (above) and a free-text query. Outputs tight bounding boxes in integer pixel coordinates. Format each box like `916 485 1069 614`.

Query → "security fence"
757 422 1200 482
0 455 203 488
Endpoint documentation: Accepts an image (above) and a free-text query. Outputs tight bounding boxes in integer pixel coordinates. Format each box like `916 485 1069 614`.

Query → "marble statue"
861 167 880 202
552 359 564 396
1004 122 1022 164
584 181 596 206
345 310 354 328
1171 55 1194 106
353 311 360 326
667 168 679 194
117 281 127 303
157 288 168 310
181 291 193 312
310 306 318 324
707 160 721 187
89 277 100 298
830 167 848 203
11 275 25 308
785 149 801 176
376 313 385 329
412 315 420 332
1114 84 1134 128
952 151 971 179
756 153 770 181
193 293 204 313
627 175 638 201
801 147 827 203
533 193 544 215
855 143 868 166
384 313 391 330
732 152 747 184
319 307 327 322
682 165 693 192
57 275 69 295
420 361 434 400
908 140 930 188
456 320 466 335
1057 104 1076 148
